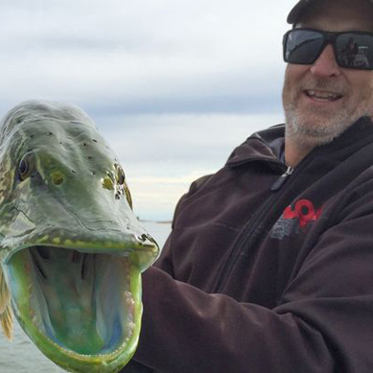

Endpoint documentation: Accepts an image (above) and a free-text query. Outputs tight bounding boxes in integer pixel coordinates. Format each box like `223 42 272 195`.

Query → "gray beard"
283 102 356 147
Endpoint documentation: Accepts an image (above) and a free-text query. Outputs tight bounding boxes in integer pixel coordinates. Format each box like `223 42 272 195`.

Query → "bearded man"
123 0 373 372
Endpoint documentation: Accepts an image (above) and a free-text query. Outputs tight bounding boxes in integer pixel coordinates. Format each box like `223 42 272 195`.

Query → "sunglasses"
283 28 373 70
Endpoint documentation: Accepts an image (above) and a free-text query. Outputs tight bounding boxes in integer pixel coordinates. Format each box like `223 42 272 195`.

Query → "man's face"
282 0 373 147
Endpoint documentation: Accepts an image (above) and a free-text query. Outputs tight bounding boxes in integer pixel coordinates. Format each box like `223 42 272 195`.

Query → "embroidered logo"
271 199 322 240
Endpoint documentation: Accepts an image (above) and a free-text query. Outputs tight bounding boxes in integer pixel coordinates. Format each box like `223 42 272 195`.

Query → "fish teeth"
127 322 135 333
124 290 134 304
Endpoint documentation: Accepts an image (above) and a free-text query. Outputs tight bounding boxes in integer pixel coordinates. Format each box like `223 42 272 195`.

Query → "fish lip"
2 229 160 270
5 245 143 371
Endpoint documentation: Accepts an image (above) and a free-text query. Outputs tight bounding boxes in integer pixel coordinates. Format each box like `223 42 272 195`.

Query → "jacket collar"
227 116 373 168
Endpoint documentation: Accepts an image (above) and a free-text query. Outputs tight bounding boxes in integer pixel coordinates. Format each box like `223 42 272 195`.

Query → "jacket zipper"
213 161 307 294
270 166 294 191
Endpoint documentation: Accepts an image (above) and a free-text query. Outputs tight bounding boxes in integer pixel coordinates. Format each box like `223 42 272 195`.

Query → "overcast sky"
0 0 296 220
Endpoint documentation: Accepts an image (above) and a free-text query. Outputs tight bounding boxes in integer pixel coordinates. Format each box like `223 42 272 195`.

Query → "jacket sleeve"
130 191 373 372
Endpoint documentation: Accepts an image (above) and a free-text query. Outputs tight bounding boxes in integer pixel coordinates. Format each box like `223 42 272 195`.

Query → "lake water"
0 221 171 373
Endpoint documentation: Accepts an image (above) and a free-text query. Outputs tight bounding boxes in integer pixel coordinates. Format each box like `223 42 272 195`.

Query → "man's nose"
310 44 342 77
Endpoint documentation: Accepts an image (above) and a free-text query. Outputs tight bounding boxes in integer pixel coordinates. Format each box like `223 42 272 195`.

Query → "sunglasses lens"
284 30 324 64
335 33 373 69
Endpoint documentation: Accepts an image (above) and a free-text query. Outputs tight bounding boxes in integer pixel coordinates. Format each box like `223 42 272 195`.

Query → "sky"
0 0 296 220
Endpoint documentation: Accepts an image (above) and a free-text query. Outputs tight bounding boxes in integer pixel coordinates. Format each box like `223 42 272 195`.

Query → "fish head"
0 101 159 373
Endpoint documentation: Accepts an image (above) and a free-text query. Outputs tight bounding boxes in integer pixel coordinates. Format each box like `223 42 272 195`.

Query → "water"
140 221 171 249
0 221 171 373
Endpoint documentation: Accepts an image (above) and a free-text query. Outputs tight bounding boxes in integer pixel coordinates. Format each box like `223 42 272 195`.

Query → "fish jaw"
4 246 143 373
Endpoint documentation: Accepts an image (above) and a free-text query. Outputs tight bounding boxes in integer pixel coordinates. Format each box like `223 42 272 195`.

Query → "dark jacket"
127 117 373 372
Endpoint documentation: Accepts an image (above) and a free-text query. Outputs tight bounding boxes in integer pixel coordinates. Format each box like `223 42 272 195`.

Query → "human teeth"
306 90 341 100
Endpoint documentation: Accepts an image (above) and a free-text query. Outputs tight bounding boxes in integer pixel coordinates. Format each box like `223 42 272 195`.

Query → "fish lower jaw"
39 331 136 359
6 247 143 373
27 313 141 373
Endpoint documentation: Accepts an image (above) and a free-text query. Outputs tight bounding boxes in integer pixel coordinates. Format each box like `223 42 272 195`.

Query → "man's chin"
285 113 352 148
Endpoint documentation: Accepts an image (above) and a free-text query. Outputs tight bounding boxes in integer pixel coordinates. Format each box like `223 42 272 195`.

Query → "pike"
0 101 159 372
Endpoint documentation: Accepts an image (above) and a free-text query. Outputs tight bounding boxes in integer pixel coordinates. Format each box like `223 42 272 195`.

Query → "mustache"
299 77 346 94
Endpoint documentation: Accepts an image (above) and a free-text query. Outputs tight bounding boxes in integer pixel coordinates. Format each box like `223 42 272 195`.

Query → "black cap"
287 0 373 24
287 0 314 24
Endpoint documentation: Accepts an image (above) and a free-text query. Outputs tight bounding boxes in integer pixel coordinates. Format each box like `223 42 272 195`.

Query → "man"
124 0 373 371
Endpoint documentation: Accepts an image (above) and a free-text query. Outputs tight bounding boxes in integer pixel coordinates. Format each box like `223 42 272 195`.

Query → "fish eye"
18 154 35 181
19 159 28 175
114 163 126 185
118 174 125 185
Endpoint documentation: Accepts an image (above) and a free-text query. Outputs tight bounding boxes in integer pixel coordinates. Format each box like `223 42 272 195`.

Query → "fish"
0 101 159 373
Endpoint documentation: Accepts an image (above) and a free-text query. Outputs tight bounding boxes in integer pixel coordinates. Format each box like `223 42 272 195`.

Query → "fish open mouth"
6 245 142 372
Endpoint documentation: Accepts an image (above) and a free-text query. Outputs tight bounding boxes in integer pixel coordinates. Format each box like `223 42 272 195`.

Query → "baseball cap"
287 0 373 24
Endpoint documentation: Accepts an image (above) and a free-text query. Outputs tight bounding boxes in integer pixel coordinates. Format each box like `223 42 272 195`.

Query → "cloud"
0 0 292 112
100 112 284 167
97 112 284 220
0 0 294 219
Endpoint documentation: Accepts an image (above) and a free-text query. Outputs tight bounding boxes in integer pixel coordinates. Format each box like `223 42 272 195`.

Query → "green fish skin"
0 101 159 373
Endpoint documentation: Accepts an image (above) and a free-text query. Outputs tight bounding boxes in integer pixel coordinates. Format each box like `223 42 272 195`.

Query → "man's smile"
304 89 343 102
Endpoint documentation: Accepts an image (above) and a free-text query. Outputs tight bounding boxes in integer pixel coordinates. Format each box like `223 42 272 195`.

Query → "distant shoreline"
140 219 172 224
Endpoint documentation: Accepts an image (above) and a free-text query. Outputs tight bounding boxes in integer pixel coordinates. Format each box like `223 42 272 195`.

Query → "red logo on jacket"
271 199 323 240
283 199 323 228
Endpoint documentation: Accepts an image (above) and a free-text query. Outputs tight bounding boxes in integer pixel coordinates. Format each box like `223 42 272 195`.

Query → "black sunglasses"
283 28 373 70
